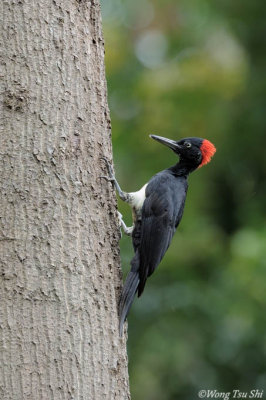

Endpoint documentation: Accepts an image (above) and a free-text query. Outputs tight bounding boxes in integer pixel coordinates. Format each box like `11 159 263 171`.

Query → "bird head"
150 135 216 169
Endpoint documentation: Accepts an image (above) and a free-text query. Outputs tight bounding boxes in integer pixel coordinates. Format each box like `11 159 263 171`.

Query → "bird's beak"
149 135 181 153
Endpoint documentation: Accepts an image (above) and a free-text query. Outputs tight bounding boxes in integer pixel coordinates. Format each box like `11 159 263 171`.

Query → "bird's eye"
184 142 191 148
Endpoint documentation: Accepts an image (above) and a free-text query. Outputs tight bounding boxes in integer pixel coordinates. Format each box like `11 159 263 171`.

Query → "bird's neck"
169 160 197 177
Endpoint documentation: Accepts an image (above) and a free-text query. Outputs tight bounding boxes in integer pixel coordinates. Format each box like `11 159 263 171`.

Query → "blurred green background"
100 0 266 398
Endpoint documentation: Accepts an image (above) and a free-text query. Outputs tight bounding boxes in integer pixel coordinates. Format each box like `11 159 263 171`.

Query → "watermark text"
198 389 264 400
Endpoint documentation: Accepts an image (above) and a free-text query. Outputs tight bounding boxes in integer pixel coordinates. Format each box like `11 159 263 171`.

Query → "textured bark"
0 0 130 399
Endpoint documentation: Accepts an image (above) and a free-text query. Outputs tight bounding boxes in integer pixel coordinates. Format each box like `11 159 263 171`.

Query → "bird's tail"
119 252 140 336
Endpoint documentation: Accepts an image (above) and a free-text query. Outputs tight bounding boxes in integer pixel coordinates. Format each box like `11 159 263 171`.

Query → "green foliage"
101 0 266 398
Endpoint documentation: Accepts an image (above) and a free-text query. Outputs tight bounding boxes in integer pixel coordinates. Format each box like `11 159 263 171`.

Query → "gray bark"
0 0 130 399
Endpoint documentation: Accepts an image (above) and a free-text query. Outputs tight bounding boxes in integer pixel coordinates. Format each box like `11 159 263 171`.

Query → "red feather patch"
199 139 216 168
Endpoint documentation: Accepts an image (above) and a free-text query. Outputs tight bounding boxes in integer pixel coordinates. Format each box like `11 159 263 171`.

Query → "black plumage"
118 170 188 335
102 135 216 336
138 173 187 296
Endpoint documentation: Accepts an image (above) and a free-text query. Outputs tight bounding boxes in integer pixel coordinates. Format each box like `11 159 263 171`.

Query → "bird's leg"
117 212 133 236
100 157 130 203
100 158 134 236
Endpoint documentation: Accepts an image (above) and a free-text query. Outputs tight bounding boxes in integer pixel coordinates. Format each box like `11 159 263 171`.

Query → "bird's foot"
117 211 133 236
99 157 117 184
100 157 115 180
100 157 129 202
99 175 115 183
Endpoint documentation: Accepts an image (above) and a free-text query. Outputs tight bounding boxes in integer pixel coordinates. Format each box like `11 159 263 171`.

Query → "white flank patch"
128 184 147 211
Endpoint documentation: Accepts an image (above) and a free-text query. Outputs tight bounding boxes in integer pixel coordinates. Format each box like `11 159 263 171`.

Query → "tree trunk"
0 0 130 399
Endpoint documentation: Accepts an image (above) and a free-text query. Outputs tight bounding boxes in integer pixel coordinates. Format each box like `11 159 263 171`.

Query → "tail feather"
119 253 140 336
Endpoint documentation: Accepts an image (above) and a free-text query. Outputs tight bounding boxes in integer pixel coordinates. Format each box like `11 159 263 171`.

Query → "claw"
100 156 112 168
100 156 110 164
100 156 115 178
98 175 115 182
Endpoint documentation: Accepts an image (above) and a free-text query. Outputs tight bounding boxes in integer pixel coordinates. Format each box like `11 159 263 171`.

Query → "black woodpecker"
102 135 216 336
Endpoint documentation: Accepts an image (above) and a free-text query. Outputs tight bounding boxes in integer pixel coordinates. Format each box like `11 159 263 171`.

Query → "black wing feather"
138 173 187 296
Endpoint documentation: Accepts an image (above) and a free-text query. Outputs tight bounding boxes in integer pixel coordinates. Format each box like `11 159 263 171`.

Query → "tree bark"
0 0 130 399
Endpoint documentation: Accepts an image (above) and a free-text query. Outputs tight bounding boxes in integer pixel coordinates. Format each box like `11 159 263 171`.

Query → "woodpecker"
102 135 216 336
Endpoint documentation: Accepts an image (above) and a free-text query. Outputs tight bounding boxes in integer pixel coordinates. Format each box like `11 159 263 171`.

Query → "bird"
101 134 216 336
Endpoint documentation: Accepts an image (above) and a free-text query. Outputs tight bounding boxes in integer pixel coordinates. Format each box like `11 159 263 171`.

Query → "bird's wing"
138 175 187 296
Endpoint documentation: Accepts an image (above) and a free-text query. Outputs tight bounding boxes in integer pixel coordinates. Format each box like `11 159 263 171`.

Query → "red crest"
199 139 216 168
